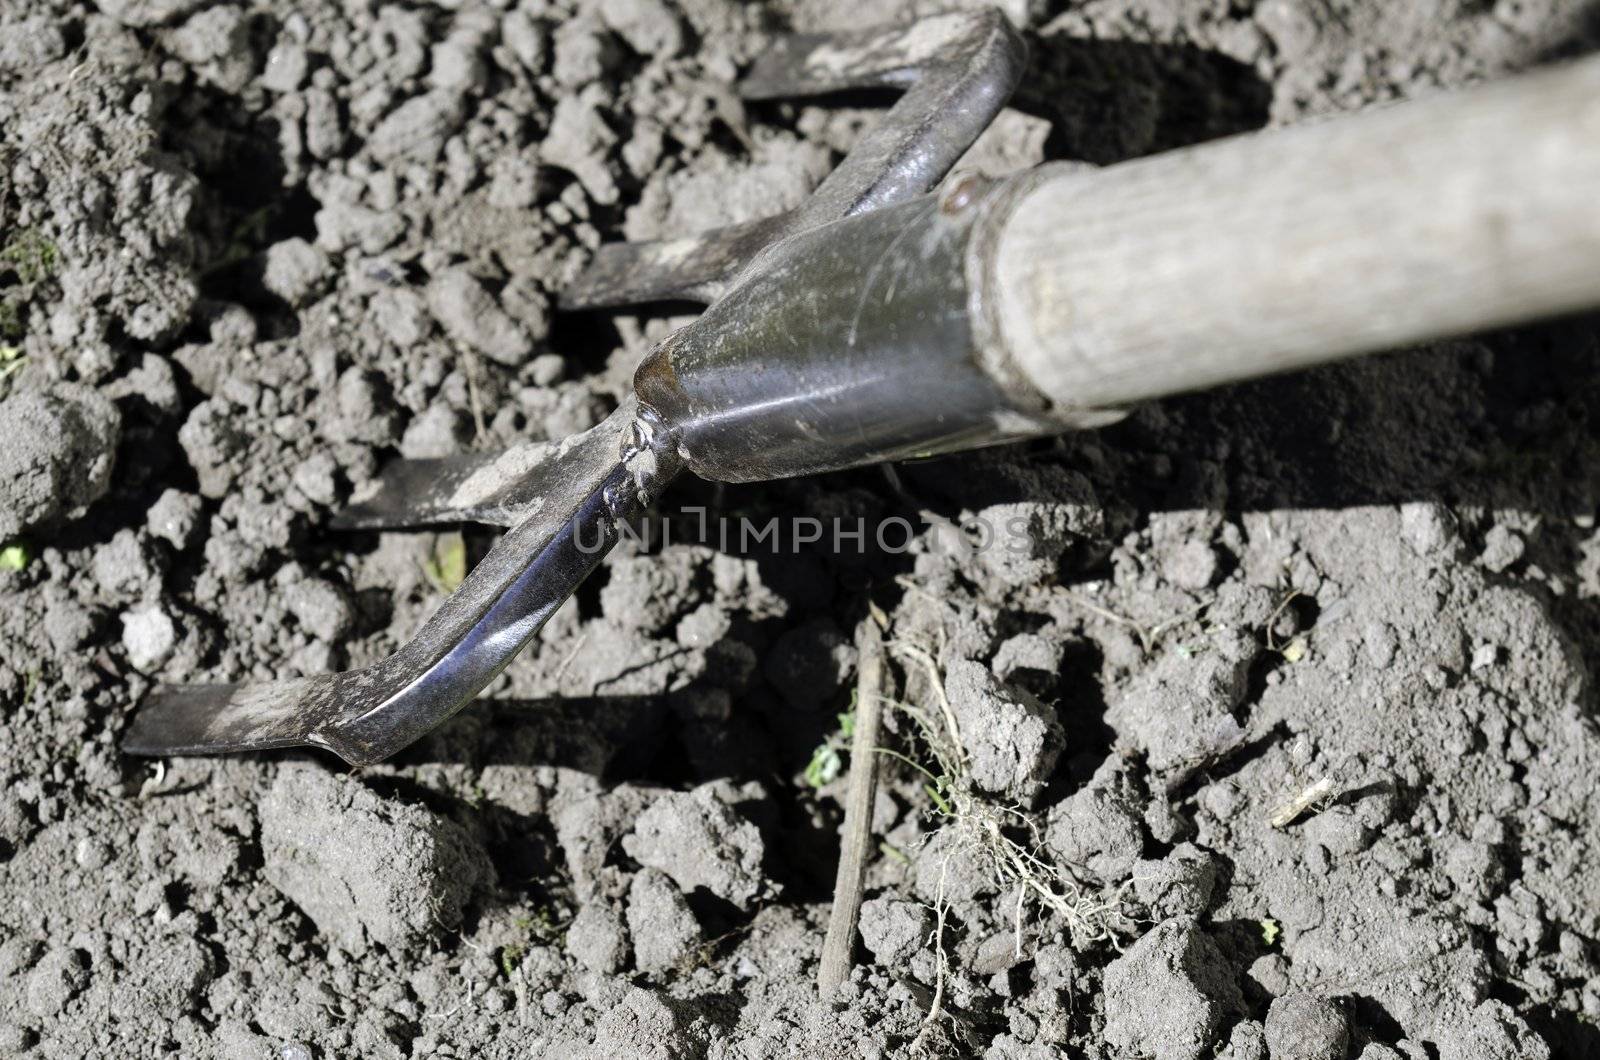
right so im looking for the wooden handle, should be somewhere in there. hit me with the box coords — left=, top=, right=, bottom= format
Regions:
left=986, top=56, right=1600, bottom=412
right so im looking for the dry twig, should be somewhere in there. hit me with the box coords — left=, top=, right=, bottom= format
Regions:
left=818, top=612, right=891, bottom=996
left=1269, top=775, right=1336, bottom=828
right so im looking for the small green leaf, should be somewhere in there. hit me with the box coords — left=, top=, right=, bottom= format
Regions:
left=1260, top=918, right=1281, bottom=947
left=500, top=942, right=526, bottom=978
left=804, top=743, right=842, bottom=788
left=0, top=343, right=21, bottom=390
left=878, top=841, right=909, bottom=865
left=423, top=531, right=468, bottom=593
left=837, top=709, right=856, bottom=740
left=0, top=541, right=31, bottom=572
left=924, top=780, right=952, bottom=815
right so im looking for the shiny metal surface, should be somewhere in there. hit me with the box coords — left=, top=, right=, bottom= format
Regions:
left=636, top=183, right=1075, bottom=482
left=124, top=406, right=681, bottom=766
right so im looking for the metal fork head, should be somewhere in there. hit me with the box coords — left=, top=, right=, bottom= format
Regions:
left=122, top=11, right=1030, bottom=767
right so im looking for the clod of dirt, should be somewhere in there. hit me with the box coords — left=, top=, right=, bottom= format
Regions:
left=260, top=238, right=331, bottom=308
left=0, top=798, right=37, bottom=853
left=1479, top=524, right=1525, bottom=573
left=1043, top=783, right=1145, bottom=884
left=1263, top=993, right=1351, bottom=1060
left=426, top=267, right=538, bottom=367
left=0, top=384, right=120, bottom=538
left=368, top=90, right=467, bottom=165
left=0, top=17, right=67, bottom=73
left=97, top=0, right=207, bottom=28
left=1101, top=918, right=1243, bottom=1060
left=120, top=603, right=178, bottom=672
left=625, top=135, right=834, bottom=239
left=913, top=822, right=999, bottom=907
left=92, top=528, right=162, bottom=601
left=580, top=986, right=709, bottom=1060
left=125, top=935, right=217, bottom=1015
left=260, top=764, right=492, bottom=954
left=282, top=576, right=355, bottom=643
left=1161, top=539, right=1223, bottom=590
left=177, top=398, right=251, bottom=499
left=332, top=367, right=403, bottom=447
left=399, top=403, right=472, bottom=460
left=1106, top=629, right=1258, bottom=778
left=625, top=868, right=701, bottom=973
left=169, top=7, right=254, bottom=92
left=23, top=946, right=88, bottom=1019
left=945, top=659, right=1064, bottom=807
left=601, top=550, right=703, bottom=635
left=972, top=494, right=1100, bottom=589
left=763, top=617, right=856, bottom=711
left=44, top=597, right=99, bottom=654
left=145, top=489, right=202, bottom=550
left=1433, top=1000, right=1552, bottom=1060
left=622, top=782, right=772, bottom=910
left=1216, top=1020, right=1268, bottom=1060
left=1399, top=500, right=1458, bottom=557
left=598, top=0, right=685, bottom=56
left=992, top=631, right=1065, bottom=696
left=542, top=88, right=621, bottom=205
left=567, top=901, right=630, bottom=975
left=858, top=896, right=931, bottom=966
left=1132, top=842, right=1218, bottom=919
left=556, top=786, right=662, bottom=902
left=552, top=18, right=620, bottom=89
left=5, top=58, right=200, bottom=348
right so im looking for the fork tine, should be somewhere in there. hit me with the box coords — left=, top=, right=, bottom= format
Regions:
left=559, top=214, right=788, bottom=310
left=125, top=404, right=679, bottom=767
left=562, top=12, right=1025, bottom=317
left=332, top=444, right=558, bottom=530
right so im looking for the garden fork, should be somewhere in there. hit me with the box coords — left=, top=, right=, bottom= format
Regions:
left=125, top=12, right=1600, bottom=766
